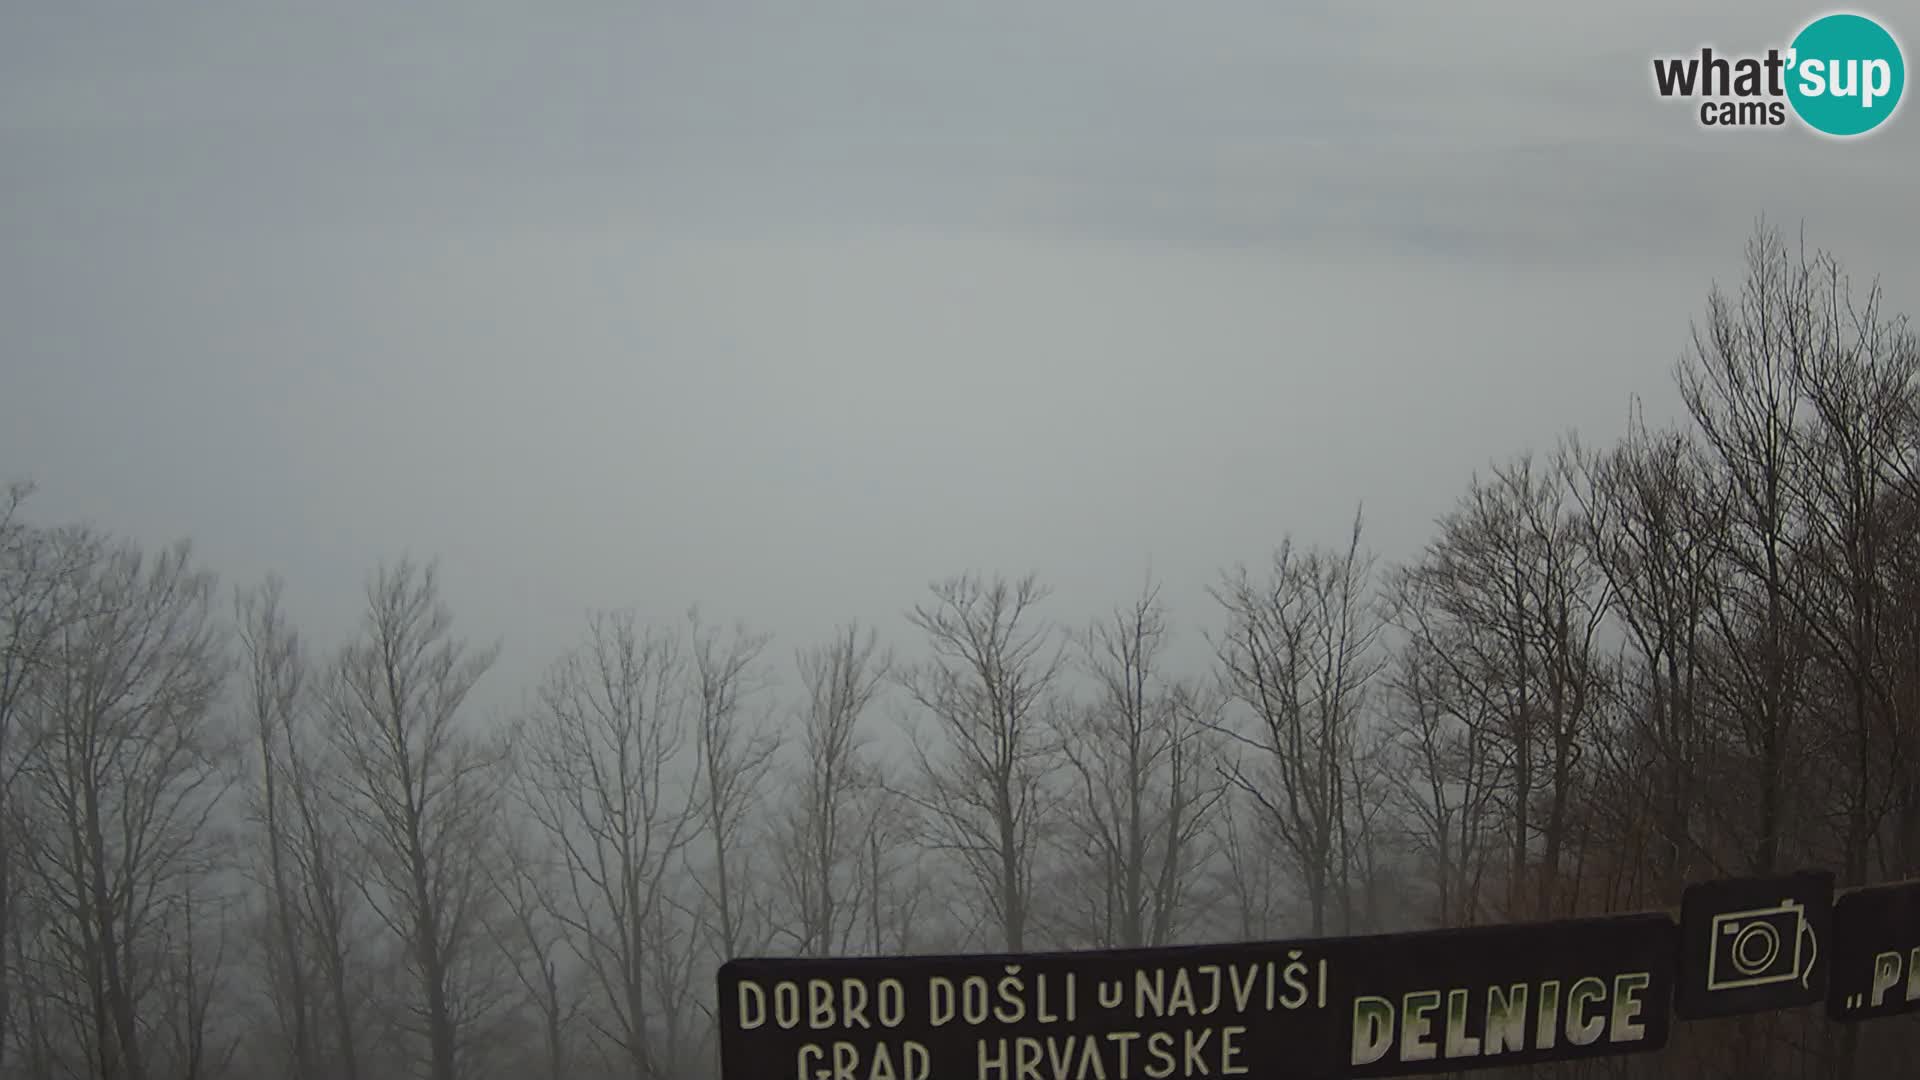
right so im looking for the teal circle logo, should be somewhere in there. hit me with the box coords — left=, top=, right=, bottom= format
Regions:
left=1786, top=13, right=1905, bottom=136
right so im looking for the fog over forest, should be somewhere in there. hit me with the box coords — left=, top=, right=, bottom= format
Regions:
left=5, top=4, right=1920, bottom=1080
left=5, top=225, right=1920, bottom=1079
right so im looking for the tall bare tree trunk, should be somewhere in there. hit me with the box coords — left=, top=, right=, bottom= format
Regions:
left=903, top=574, right=1064, bottom=953
left=325, top=559, right=503, bottom=1080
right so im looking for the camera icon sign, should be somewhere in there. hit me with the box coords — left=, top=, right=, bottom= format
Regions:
left=1676, top=869, right=1834, bottom=1019
left=1706, top=900, right=1819, bottom=992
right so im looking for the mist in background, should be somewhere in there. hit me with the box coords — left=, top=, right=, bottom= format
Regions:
left=5, top=1, right=1915, bottom=697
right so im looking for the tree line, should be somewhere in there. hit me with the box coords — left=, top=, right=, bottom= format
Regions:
left=1, top=222, right=1916, bottom=1080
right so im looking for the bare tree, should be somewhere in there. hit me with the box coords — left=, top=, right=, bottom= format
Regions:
left=1571, top=413, right=1726, bottom=902
left=0, top=481, right=68, bottom=1075
left=860, top=781, right=936, bottom=956
left=1783, top=251, right=1919, bottom=883
left=1211, top=511, right=1385, bottom=935
left=900, top=573, right=1063, bottom=953
left=515, top=610, right=700, bottom=1080
left=322, top=558, right=505, bottom=1080
left=278, top=676, right=368, bottom=1080
left=1057, top=579, right=1225, bottom=948
left=685, top=611, right=777, bottom=965
left=482, top=821, right=582, bottom=1080
left=151, top=883, right=241, bottom=1080
left=1398, top=455, right=1609, bottom=919
left=1677, top=222, right=1818, bottom=877
left=1379, top=602, right=1503, bottom=928
left=234, top=576, right=320, bottom=1080
left=1879, top=344, right=1920, bottom=885
left=1204, top=792, right=1290, bottom=941
left=14, top=531, right=233, bottom=1080
left=1338, top=722, right=1397, bottom=933
left=647, top=884, right=714, bottom=1078
left=231, top=582, right=373, bottom=1080
left=778, top=622, right=890, bottom=956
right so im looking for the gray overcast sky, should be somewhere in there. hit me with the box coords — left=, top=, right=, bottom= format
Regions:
left=2, top=1, right=1916, bottom=702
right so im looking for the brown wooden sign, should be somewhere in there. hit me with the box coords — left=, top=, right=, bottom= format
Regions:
left=1827, top=879, right=1920, bottom=1022
left=717, top=913, right=1676, bottom=1080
